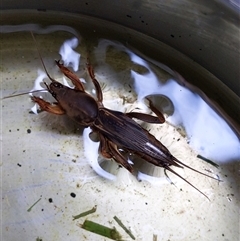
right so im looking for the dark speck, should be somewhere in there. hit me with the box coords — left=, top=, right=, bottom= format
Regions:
left=41, top=209, right=44, bottom=211
left=9, top=130, right=11, bottom=132
left=70, top=192, right=76, bottom=198
left=177, top=138, right=180, bottom=141
left=17, top=163, right=22, bottom=167
left=126, top=14, right=132, bottom=18
left=48, top=198, right=53, bottom=203
left=17, top=129, right=19, bottom=131
left=27, top=129, right=31, bottom=134
left=145, top=202, right=148, bottom=205
left=199, top=48, right=202, bottom=51
left=171, top=34, right=175, bottom=38
left=57, top=154, right=60, bottom=157
left=85, top=2, right=88, bottom=5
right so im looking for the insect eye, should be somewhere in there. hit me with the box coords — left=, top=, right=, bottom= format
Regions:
left=52, top=82, right=63, bottom=88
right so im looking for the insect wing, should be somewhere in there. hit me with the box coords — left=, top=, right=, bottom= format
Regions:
left=95, top=108, right=172, bottom=163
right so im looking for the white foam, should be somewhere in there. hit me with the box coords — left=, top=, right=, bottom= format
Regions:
left=62, top=77, right=73, bottom=88
left=29, top=69, right=47, bottom=95
left=29, top=69, right=48, bottom=114
left=30, top=104, right=39, bottom=115
left=83, top=127, right=116, bottom=180
left=59, top=37, right=80, bottom=72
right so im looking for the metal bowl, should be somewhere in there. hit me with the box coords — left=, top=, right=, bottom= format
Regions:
left=1, top=1, right=240, bottom=241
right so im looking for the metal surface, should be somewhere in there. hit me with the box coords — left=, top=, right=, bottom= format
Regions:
left=1, top=1, right=240, bottom=241
left=1, top=0, right=240, bottom=96
left=1, top=32, right=239, bottom=240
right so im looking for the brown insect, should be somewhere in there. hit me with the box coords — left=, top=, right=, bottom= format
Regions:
left=28, top=43, right=219, bottom=200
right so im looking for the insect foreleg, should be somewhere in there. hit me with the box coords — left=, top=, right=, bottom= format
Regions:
left=32, top=96, right=65, bottom=115
left=55, top=60, right=85, bottom=91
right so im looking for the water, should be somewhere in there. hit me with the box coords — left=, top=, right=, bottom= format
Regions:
left=1, top=17, right=240, bottom=241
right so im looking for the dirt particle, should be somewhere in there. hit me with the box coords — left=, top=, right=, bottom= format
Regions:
left=70, top=192, right=76, bottom=198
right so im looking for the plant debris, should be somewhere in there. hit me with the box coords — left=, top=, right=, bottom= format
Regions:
left=197, top=155, right=219, bottom=168
left=80, top=220, right=122, bottom=240
left=27, top=198, right=41, bottom=212
left=153, top=234, right=158, bottom=241
left=113, top=215, right=135, bottom=240
left=72, top=205, right=97, bottom=220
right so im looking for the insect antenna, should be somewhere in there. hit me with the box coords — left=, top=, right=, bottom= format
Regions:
left=2, top=89, right=47, bottom=100
left=2, top=32, right=57, bottom=100
left=30, top=31, right=57, bottom=83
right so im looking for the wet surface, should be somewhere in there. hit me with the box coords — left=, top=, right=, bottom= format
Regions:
left=1, top=27, right=240, bottom=241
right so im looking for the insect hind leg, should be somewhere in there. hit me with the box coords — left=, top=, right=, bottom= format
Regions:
left=99, top=135, right=134, bottom=173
